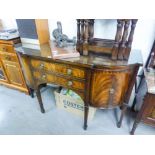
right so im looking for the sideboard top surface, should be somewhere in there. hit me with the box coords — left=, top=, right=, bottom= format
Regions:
left=15, top=43, right=143, bottom=68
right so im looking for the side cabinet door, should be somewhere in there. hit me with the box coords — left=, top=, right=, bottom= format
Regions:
left=142, top=93, right=155, bottom=125
left=3, top=61, right=25, bottom=87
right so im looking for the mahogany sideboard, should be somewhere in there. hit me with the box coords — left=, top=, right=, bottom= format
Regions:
left=15, top=43, right=143, bottom=130
left=0, top=38, right=28, bottom=93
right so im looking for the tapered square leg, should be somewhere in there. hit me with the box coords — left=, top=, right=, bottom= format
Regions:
left=130, top=110, right=142, bottom=135
left=36, top=86, right=45, bottom=113
left=117, top=105, right=127, bottom=128
left=130, top=121, right=139, bottom=135
left=84, top=106, right=89, bottom=130
left=29, top=88, right=34, bottom=98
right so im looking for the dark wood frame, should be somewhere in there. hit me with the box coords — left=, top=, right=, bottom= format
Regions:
left=131, top=40, right=155, bottom=111
left=130, top=41, right=155, bottom=134
left=76, top=19, right=138, bottom=61
left=130, top=93, right=155, bottom=135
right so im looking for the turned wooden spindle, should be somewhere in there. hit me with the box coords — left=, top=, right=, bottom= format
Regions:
left=118, top=20, right=130, bottom=60
left=77, top=19, right=81, bottom=44
left=112, top=20, right=124, bottom=60
left=124, top=19, right=138, bottom=60
left=76, top=19, right=81, bottom=52
left=80, top=19, right=85, bottom=43
left=79, top=19, right=85, bottom=54
left=83, top=20, right=89, bottom=56
left=88, top=19, right=95, bottom=41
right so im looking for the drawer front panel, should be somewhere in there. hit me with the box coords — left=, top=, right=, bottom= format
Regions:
left=55, top=76, right=85, bottom=90
left=31, top=60, right=53, bottom=71
left=0, top=53, right=18, bottom=62
left=31, top=59, right=85, bottom=79
left=0, top=44, right=14, bottom=53
left=33, top=71, right=85, bottom=91
left=33, top=71, right=55, bottom=83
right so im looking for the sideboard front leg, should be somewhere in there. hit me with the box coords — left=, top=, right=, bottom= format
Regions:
left=117, top=104, right=127, bottom=128
left=84, top=105, right=89, bottom=130
left=36, top=85, right=45, bottom=113
left=29, top=88, right=34, bottom=98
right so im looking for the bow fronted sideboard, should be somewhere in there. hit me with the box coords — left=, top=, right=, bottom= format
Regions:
left=15, top=43, right=143, bottom=130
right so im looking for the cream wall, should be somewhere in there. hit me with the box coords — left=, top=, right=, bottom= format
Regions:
left=1, top=19, right=155, bottom=64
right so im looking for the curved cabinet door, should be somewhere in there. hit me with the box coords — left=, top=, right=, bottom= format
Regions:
left=90, top=66, right=132, bottom=108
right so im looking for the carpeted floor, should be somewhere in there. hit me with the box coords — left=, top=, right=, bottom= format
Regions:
left=0, top=85, right=154, bottom=135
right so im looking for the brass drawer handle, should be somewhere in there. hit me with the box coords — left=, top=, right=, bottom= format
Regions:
left=39, top=63, right=44, bottom=69
left=67, top=81, right=72, bottom=86
left=109, top=88, right=114, bottom=94
left=67, top=68, right=72, bottom=75
left=42, top=75, right=46, bottom=79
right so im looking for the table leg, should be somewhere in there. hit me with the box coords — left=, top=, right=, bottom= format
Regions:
left=130, top=94, right=146, bottom=135
left=130, top=120, right=139, bottom=135
left=131, top=80, right=138, bottom=111
left=36, top=86, right=45, bottom=113
left=132, top=71, right=145, bottom=111
left=117, top=104, right=127, bottom=128
left=84, top=106, right=89, bottom=130
left=29, top=88, right=34, bottom=98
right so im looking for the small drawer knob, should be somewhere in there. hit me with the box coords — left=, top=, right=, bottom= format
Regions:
left=67, top=69, right=72, bottom=75
left=109, top=88, right=114, bottom=94
left=42, top=75, right=46, bottom=79
left=40, top=63, right=44, bottom=69
left=67, top=81, right=72, bottom=86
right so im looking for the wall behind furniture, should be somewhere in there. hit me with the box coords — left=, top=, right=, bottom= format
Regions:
left=1, top=19, right=155, bottom=64
left=0, top=19, right=3, bottom=30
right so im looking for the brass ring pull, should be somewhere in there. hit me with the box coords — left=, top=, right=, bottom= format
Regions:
left=67, top=68, right=72, bottom=75
left=67, top=81, right=72, bottom=86
left=40, top=63, right=44, bottom=69
left=42, top=75, right=46, bottom=79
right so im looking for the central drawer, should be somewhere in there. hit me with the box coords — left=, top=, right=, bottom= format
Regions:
left=33, top=71, right=85, bottom=91
left=30, top=59, right=85, bottom=79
